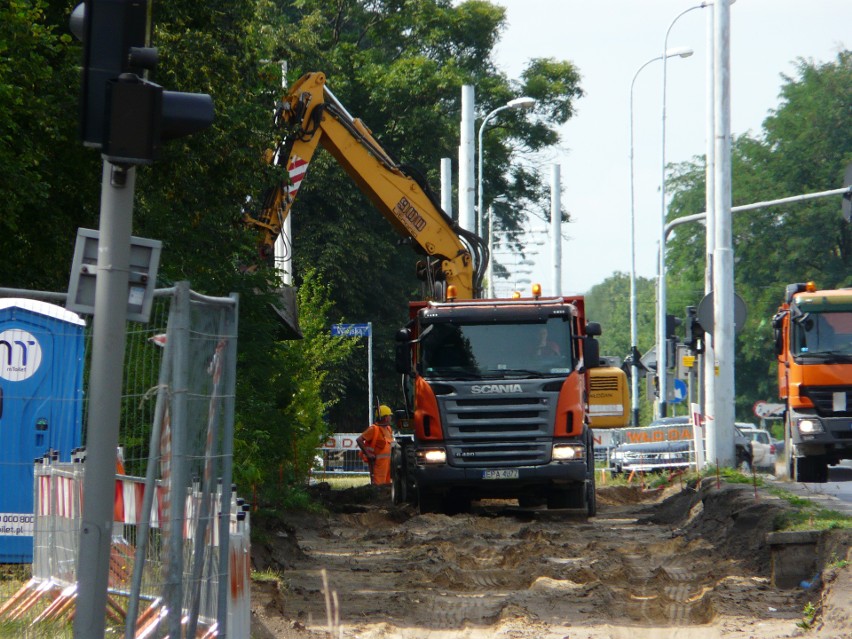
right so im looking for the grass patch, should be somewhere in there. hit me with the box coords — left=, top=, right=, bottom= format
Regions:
left=313, top=474, right=371, bottom=490
left=253, top=568, right=285, bottom=584
left=767, top=487, right=852, bottom=531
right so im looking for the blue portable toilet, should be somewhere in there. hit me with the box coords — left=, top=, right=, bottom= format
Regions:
left=0, top=298, right=85, bottom=563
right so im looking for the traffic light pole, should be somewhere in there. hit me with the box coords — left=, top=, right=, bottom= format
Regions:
left=73, top=160, right=135, bottom=639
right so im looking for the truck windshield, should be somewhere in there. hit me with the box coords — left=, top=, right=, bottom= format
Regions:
left=792, top=310, right=852, bottom=355
left=418, top=318, right=573, bottom=379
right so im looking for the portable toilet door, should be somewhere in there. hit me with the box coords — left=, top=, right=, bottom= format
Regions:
left=0, top=298, right=85, bottom=563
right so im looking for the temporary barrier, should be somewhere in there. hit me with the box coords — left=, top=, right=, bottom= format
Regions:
left=0, top=298, right=85, bottom=563
left=0, top=457, right=251, bottom=637
left=313, top=433, right=370, bottom=476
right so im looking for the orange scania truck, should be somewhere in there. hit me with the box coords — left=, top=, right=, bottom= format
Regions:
left=773, top=282, right=852, bottom=482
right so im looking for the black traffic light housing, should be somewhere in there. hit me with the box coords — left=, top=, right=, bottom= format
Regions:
left=665, top=314, right=681, bottom=339
left=684, top=305, right=705, bottom=354
left=71, top=0, right=214, bottom=164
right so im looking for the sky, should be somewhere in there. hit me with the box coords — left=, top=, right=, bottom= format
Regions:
left=484, top=0, right=851, bottom=296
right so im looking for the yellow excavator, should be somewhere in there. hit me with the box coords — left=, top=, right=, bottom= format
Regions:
left=244, top=71, right=487, bottom=301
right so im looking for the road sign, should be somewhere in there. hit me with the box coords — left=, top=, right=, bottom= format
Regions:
left=671, top=379, right=687, bottom=404
left=753, top=400, right=785, bottom=419
left=331, top=323, right=371, bottom=338
left=696, top=291, right=747, bottom=335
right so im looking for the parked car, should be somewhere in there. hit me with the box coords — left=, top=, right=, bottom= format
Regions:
left=735, top=423, right=776, bottom=471
left=611, top=439, right=692, bottom=474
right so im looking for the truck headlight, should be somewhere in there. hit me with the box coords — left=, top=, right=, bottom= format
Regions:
left=552, top=444, right=585, bottom=461
left=416, top=448, right=447, bottom=464
left=797, top=418, right=824, bottom=435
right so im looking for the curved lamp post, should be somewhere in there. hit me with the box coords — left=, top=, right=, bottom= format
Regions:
left=476, top=96, right=536, bottom=242
left=628, top=47, right=693, bottom=426
left=657, top=1, right=713, bottom=418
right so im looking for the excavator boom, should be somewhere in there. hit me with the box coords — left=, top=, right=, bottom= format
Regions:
left=246, top=72, right=486, bottom=299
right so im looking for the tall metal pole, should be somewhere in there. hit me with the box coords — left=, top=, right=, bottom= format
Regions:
left=713, top=0, right=736, bottom=466
left=477, top=106, right=507, bottom=240
left=368, top=321, right=373, bottom=425
left=74, top=161, right=135, bottom=639
left=441, top=157, right=453, bottom=219
left=630, top=53, right=666, bottom=426
left=703, top=6, right=718, bottom=461
left=550, top=164, right=562, bottom=296
left=459, top=85, right=475, bottom=233
left=487, top=205, right=494, bottom=297
left=658, top=2, right=708, bottom=419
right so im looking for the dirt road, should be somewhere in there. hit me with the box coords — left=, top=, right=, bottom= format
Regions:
left=250, top=480, right=851, bottom=639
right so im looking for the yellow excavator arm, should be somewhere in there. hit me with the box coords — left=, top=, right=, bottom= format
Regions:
left=245, top=72, right=487, bottom=300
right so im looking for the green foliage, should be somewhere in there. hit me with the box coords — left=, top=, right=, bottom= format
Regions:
left=0, top=0, right=99, bottom=289
left=233, top=270, right=358, bottom=500
left=797, top=601, right=817, bottom=630
left=586, top=272, right=656, bottom=424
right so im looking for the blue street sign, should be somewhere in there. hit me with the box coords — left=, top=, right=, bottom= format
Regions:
left=671, top=378, right=687, bottom=404
left=331, top=323, right=371, bottom=338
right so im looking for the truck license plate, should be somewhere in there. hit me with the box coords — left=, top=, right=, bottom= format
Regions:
left=482, top=469, right=519, bottom=480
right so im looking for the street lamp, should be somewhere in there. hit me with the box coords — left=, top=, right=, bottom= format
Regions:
left=658, top=1, right=712, bottom=418
left=476, top=96, right=536, bottom=241
left=629, top=47, right=693, bottom=426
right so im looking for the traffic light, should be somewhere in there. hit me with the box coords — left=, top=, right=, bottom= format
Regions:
left=665, top=314, right=681, bottom=339
left=71, top=0, right=214, bottom=164
left=684, top=305, right=705, bottom=354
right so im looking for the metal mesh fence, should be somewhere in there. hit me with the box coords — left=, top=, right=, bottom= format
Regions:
left=0, top=283, right=245, bottom=638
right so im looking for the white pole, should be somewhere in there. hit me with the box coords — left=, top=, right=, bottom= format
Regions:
left=276, top=62, right=292, bottom=287
left=487, top=206, right=494, bottom=297
left=550, top=165, right=562, bottom=296
left=459, top=85, right=475, bottom=233
left=703, top=6, right=718, bottom=463
left=712, top=0, right=736, bottom=466
left=440, top=157, right=453, bottom=219
left=658, top=3, right=706, bottom=419
left=368, top=322, right=373, bottom=425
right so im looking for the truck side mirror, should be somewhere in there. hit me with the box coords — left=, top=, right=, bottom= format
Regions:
left=585, top=322, right=602, bottom=337
left=395, top=327, right=412, bottom=374
left=583, top=337, right=601, bottom=369
left=771, top=312, right=784, bottom=356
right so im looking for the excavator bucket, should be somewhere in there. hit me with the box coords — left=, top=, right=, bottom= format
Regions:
left=270, top=286, right=302, bottom=339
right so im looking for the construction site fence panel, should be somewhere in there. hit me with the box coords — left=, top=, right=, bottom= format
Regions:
left=0, top=282, right=247, bottom=639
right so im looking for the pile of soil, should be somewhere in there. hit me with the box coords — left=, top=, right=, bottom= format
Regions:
left=249, top=479, right=851, bottom=639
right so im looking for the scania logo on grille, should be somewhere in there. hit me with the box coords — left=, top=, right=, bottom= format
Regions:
left=470, top=383, right=523, bottom=394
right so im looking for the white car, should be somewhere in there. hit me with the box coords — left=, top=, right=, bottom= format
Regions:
left=735, top=424, right=777, bottom=471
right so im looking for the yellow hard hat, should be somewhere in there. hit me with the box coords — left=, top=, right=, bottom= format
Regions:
left=378, top=405, right=393, bottom=418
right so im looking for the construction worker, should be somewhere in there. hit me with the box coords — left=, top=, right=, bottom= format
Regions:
left=357, top=405, right=394, bottom=486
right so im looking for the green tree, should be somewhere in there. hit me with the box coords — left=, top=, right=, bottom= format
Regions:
left=0, top=0, right=99, bottom=289
left=586, top=272, right=656, bottom=424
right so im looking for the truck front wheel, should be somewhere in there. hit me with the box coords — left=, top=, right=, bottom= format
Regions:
left=794, top=454, right=829, bottom=483
left=391, top=448, right=407, bottom=505
left=418, top=488, right=443, bottom=514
